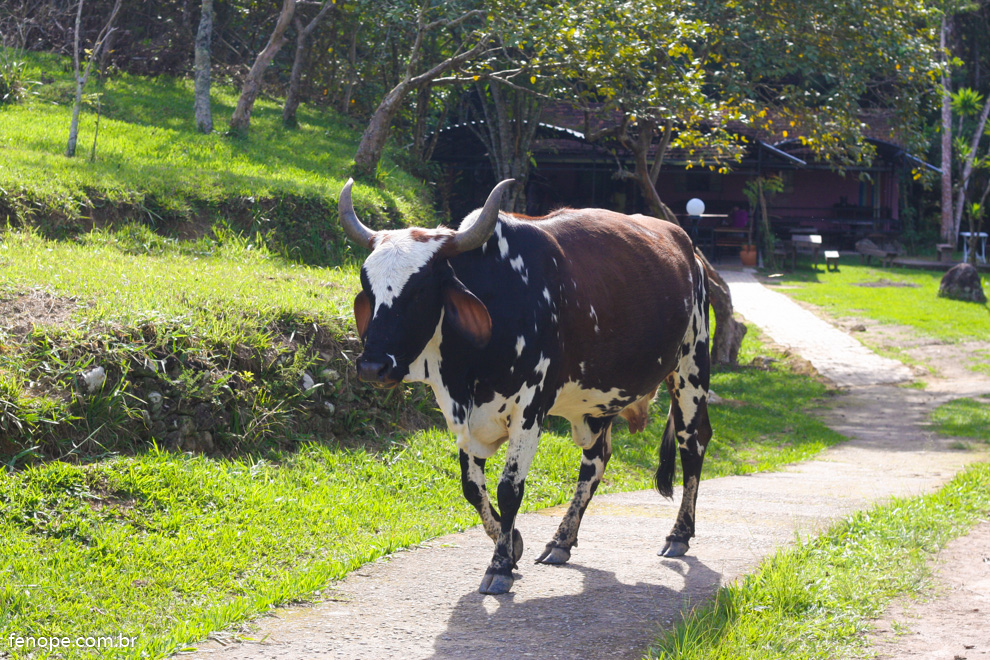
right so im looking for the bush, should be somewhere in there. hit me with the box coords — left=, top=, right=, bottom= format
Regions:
left=0, top=47, right=26, bottom=105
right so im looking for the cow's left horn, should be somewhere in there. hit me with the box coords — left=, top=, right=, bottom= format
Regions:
left=450, top=179, right=515, bottom=254
left=337, top=178, right=376, bottom=248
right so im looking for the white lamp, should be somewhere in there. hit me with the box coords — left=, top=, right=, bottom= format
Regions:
left=686, top=198, right=705, bottom=216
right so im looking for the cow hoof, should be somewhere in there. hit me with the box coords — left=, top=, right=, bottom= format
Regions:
left=479, top=572, right=514, bottom=595
left=512, top=528, right=524, bottom=565
left=658, top=540, right=689, bottom=557
left=535, top=543, right=571, bottom=565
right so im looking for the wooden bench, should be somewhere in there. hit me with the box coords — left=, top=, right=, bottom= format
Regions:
left=824, top=250, right=840, bottom=271
left=792, top=234, right=823, bottom=270
left=936, top=243, right=954, bottom=263
left=855, top=238, right=898, bottom=267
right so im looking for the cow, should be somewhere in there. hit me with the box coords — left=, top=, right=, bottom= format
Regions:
left=337, top=178, right=712, bottom=595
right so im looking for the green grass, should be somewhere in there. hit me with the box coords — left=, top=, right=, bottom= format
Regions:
left=930, top=396, right=990, bottom=443
left=763, top=259, right=989, bottom=342
left=646, top=460, right=990, bottom=660
left=0, top=285, right=845, bottom=659
left=0, top=52, right=433, bottom=259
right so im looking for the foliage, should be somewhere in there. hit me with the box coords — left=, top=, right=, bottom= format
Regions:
left=647, top=461, right=990, bottom=660
left=0, top=46, right=27, bottom=105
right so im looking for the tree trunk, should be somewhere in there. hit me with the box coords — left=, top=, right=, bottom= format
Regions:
left=697, top=250, right=747, bottom=365
left=340, top=28, right=358, bottom=114
left=467, top=80, right=542, bottom=212
left=353, top=82, right=412, bottom=176
left=940, top=15, right=954, bottom=243
left=229, top=0, right=296, bottom=134
left=193, top=0, right=214, bottom=134
left=282, top=17, right=308, bottom=128
left=951, top=90, right=990, bottom=243
left=66, top=0, right=85, bottom=157
left=283, top=1, right=333, bottom=128
left=66, top=0, right=121, bottom=157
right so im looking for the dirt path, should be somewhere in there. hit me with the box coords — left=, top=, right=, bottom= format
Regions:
left=182, top=273, right=990, bottom=660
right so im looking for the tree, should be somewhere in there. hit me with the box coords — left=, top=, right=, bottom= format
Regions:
left=950, top=87, right=990, bottom=263
left=461, top=79, right=544, bottom=212
left=193, top=0, right=214, bottom=133
left=351, top=2, right=491, bottom=178
left=65, top=0, right=122, bottom=158
left=522, top=0, right=939, bottom=363
left=282, top=0, right=335, bottom=128
left=941, top=14, right=955, bottom=243
left=229, top=0, right=297, bottom=134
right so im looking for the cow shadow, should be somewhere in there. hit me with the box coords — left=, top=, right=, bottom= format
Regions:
left=426, top=556, right=724, bottom=660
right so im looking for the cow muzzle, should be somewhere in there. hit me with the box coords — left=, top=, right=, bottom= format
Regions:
left=356, top=357, right=400, bottom=389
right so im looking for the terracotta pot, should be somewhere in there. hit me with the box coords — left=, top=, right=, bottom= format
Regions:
left=739, top=244, right=758, bottom=266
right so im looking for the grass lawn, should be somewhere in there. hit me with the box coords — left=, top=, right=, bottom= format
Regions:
left=0, top=224, right=845, bottom=658
left=762, top=258, right=988, bottom=343
left=930, top=395, right=990, bottom=444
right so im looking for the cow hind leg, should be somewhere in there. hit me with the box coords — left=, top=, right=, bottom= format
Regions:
left=478, top=428, right=540, bottom=595
left=657, top=305, right=712, bottom=558
left=536, top=416, right=614, bottom=565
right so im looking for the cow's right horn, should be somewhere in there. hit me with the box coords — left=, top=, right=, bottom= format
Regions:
left=337, top=178, right=376, bottom=248
left=450, top=179, right=515, bottom=254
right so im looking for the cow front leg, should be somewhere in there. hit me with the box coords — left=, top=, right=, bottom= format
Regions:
left=478, top=428, right=539, bottom=595
left=459, top=450, right=504, bottom=543
left=536, top=417, right=613, bottom=565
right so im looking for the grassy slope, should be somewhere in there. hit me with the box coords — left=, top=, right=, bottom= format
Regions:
left=765, top=259, right=988, bottom=342
left=0, top=52, right=432, bottom=238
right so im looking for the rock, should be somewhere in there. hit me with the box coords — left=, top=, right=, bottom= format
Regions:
left=301, top=372, right=316, bottom=391
left=78, top=366, right=106, bottom=394
left=198, top=431, right=214, bottom=453
left=938, top=263, right=987, bottom=303
left=147, top=391, right=164, bottom=417
left=320, top=368, right=342, bottom=382
left=850, top=323, right=867, bottom=333
left=323, top=401, right=336, bottom=416
left=176, top=416, right=198, bottom=451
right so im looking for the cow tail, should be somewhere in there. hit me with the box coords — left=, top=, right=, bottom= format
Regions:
left=654, top=415, right=677, bottom=499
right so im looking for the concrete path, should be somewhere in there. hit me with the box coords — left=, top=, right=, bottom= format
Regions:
left=720, top=270, right=914, bottom=387
left=182, top=271, right=986, bottom=660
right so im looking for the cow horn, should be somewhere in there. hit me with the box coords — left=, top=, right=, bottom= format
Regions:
left=337, top=178, right=376, bottom=248
left=450, top=179, right=515, bottom=254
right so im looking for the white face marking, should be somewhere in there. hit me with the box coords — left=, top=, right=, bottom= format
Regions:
left=363, top=230, right=447, bottom=315
left=515, top=335, right=526, bottom=357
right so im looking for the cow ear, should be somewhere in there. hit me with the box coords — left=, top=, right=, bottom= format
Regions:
left=354, top=291, right=371, bottom=340
left=442, top=280, right=492, bottom=349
